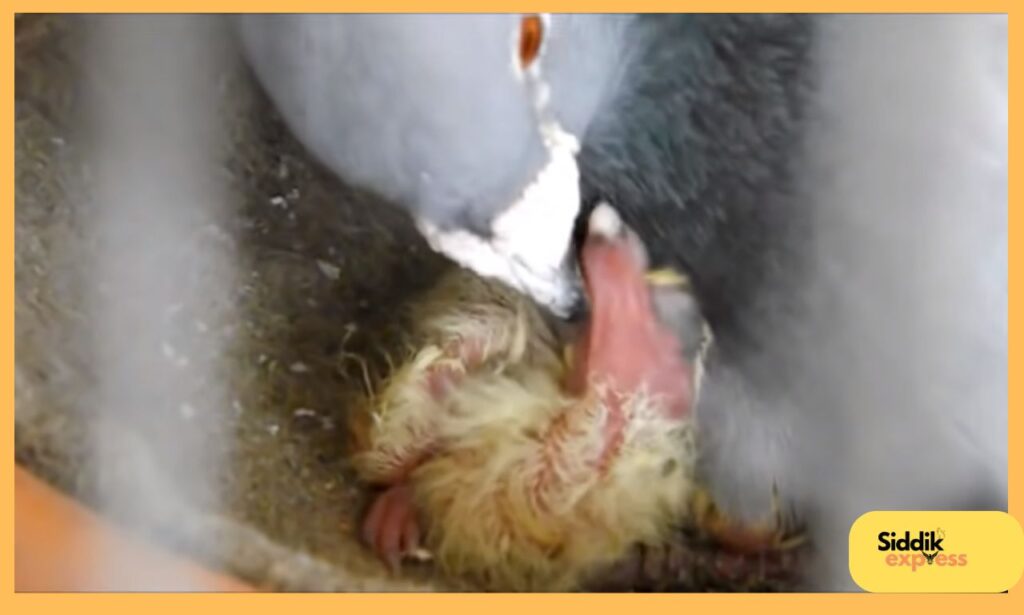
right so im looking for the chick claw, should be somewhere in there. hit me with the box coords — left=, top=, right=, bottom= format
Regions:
left=362, top=483, right=422, bottom=573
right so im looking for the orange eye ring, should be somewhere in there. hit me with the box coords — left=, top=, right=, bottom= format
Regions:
left=519, top=15, right=544, bottom=69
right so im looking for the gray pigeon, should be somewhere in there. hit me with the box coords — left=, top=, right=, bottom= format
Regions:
left=237, top=14, right=1007, bottom=591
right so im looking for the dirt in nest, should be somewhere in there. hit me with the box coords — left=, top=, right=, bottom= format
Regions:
left=13, top=14, right=807, bottom=592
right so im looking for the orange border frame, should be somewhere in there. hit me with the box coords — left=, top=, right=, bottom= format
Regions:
left=3, top=3, right=1018, bottom=612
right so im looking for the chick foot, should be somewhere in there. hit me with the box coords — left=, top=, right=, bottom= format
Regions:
left=362, top=483, right=422, bottom=572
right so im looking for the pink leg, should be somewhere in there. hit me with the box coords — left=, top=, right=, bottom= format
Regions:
left=362, top=483, right=421, bottom=572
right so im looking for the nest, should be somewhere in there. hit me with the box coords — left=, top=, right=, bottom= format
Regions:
left=14, top=14, right=806, bottom=592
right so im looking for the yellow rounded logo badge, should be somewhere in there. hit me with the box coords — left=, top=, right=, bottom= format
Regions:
left=849, top=511, right=1024, bottom=593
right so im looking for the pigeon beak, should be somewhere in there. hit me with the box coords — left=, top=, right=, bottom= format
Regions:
left=415, top=121, right=583, bottom=318
left=415, top=215, right=582, bottom=318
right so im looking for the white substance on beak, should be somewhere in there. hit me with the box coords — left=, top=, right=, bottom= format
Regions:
left=416, top=126, right=580, bottom=315
left=416, top=15, right=582, bottom=316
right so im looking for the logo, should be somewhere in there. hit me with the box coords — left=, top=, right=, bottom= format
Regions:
left=849, top=511, right=1024, bottom=592
left=876, top=527, right=967, bottom=571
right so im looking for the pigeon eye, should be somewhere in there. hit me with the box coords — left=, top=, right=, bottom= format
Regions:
left=518, top=15, right=544, bottom=69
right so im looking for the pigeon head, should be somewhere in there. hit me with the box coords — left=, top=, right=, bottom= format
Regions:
left=239, top=14, right=628, bottom=316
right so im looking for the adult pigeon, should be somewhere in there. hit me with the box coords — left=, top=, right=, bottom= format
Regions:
left=237, top=14, right=1008, bottom=591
